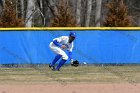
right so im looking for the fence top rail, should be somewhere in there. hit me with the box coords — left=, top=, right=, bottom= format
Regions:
left=0, top=27, right=140, bottom=31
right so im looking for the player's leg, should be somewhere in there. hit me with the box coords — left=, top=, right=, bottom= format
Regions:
left=55, top=59, right=67, bottom=71
left=55, top=51, right=68, bottom=71
left=49, top=44, right=68, bottom=71
left=50, top=54, right=61, bottom=67
left=49, top=45, right=62, bottom=69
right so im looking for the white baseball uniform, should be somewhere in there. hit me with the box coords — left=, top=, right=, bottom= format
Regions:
left=49, top=36, right=74, bottom=60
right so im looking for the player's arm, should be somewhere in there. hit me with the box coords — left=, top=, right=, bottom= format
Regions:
left=68, top=43, right=74, bottom=63
left=53, top=36, right=66, bottom=49
left=53, top=40, right=62, bottom=47
left=68, top=51, right=73, bottom=60
left=68, top=51, right=74, bottom=64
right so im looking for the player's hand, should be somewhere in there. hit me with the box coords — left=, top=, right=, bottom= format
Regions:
left=70, top=59, right=74, bottom=64
left=61, top=45, right=66, bottom=49
left=71, top=60, right=79, bottom=67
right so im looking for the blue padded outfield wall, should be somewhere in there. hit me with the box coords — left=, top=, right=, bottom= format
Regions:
left=0, top=30, right=140, bottom=64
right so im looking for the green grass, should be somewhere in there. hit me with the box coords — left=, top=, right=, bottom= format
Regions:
left=0, top=65, right=140, bottom=84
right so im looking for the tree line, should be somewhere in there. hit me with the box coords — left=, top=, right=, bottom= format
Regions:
left=0, top=0, right=140, bottom=27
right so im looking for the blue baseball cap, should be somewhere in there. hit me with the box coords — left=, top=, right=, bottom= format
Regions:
left=69, top=32, right=76, bottom=38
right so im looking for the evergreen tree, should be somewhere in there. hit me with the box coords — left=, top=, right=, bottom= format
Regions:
left=0, top=0, right=24, bottom=27
left=50, top=0, right=77, bottom=27
left=104, top=0, right=133, bottom=27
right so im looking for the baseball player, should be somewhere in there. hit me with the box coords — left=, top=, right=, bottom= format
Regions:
left=49, top=32, right=76, bottom=71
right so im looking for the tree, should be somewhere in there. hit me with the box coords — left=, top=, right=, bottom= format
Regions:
left=0, top=0, right=3, bottom=7
left=0, top=0, right=3, bottom=14
left=95, top=0, right=102, bottom=27
left=45, top=0, right=58, bottom=17
left=104, top=0, right=133, bottom=27
left=50, top=0, right=77, bottom=27
left=0, top=0, right=24, bottom=27
left=20, top=0, right=24, bottom=19
left=76, top=0, right=81, bottom=26
left=85, top=0, right=92, bottom=27
left=25, top=0, right=35, bottom=27
left=0, top=0, right=138, bottom=27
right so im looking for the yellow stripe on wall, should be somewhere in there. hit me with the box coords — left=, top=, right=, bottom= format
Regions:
left=0, top=27, right=140, bottom=31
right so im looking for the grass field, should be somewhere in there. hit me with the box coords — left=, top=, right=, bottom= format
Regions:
left=0, top=65, right=140, bottom=84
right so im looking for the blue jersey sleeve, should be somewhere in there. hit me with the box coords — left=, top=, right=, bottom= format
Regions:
left=53, top=40, right=62, bottom=47
left=68, top=51, right=73, bottom=60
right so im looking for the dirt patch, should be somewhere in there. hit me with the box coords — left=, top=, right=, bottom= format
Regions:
left=0, top=83, right=140, bottom=93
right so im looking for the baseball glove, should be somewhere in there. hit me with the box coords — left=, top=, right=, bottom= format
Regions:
left=71, top=60, right=79, bottom=67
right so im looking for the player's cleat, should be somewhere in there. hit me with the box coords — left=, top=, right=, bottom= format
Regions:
left=55, top=68, right=60, bottom=71
left=49, top=64, right=55, bottom=70
left=52, top=69, right=60, bottom=71
left=52, top=68, right=60, bottom=71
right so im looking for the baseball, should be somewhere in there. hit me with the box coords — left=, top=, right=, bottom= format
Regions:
left=83, top=62, right=87, bottom=65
